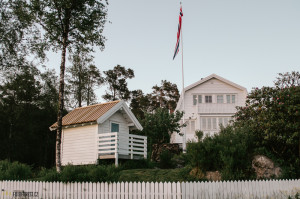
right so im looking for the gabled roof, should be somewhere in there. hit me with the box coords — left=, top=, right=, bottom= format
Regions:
left=50, top=100, right=142, bottom=131
left=185, top=73, right=247, bottom=92
left=175, top=74, right=247, bottom=111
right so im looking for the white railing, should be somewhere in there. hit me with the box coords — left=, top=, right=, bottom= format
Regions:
left=0, top=179, right=299, bottom=199
left=98, top=132, right=147, bottom=165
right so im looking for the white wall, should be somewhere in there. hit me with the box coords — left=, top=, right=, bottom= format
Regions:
left=98, top=111, right=129, bottom=135
left=171, top=78, right=247, bottom=144
left=61, top=124, right=98, bottom=165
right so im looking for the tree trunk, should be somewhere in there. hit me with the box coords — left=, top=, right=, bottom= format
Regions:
left=56, top=36, right=68, bottom=173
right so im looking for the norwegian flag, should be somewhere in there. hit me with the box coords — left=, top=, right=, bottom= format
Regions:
left=173, top=5, right=183, bottom=60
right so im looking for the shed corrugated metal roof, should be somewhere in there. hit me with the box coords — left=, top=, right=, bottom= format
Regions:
left=50, top=100, right=120, bottom=129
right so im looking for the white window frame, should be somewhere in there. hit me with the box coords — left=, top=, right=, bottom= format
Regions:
left=205, top=95, right=212, bottom=103
left=217, top=95, right=224, bottom=103
left=110, top=121, right=120, bottom=133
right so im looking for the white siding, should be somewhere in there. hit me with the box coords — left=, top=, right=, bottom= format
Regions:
left=61, top=124, right=98, bottom=165
left=98, top=111, right=129, bottom=135
left=172, top=77, right=247, bottom=144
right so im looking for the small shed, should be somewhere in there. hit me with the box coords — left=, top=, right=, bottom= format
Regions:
left=50, top=100, right=146, bottom=166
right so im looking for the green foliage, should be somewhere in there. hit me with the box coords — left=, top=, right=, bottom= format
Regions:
left=130, top=80, right=180, bottom=120
left=233, top=71, right=300, bottom=176
left=66, top=47, right=103, bottom=108
left=0, top=66, right=57, bottom=167
left=0, top=160, right=32, bottom=180
left=118, top=168, right=196, bottom=182
left=150, top=80, right=180, bottom=112
left=138, top=108, right=185, bottom=154
left=103, top=65, right=135, bottom=101
left=140, top=108, right=184, bottom=145
left=159, top=150, right=174, bottom=169
left=36, top=165, right=120, bottom=182
left=187, top=126, right=255, bottom=180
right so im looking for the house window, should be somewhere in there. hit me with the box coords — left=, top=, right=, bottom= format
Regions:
left=226, top=95, right=230, bottom=103
left=232, top=95, right=236, bottom=103
left=217, top=95, right=223, bottom=103
left=193, top=95, right=197, bottom=105
left=205, top=95, right=212, bottom=103
left=218, top=118, right=223, bottom=127
left=111, top=123, right=119, bottom=133
left=213, top=118, right=217, bottom=129
left=202, top=118, right=206, bottom=130
left=198, top=95, right=202, bottom=103
left=207, top=118, right=212, bottom=129
left=223, top=118, right=229, bottom=127
left=190, top=120, right=195, bottom=132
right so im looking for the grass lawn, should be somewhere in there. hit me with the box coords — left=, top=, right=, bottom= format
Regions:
left=119, top=168, right=195, bottom=182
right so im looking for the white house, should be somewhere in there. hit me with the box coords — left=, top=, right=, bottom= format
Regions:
left=171, top=74, right=247, bottom=144
left=50, top=100, right=147, bottom=166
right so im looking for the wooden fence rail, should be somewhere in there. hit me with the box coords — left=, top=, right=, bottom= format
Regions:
left=0, top=179, right=299, bottom=199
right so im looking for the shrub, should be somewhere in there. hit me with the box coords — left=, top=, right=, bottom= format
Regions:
left=186, top=126, right=256, bottom=180
left=159, top=150, right=174, bottom=169
left=0, top=160, right=32, bottom=180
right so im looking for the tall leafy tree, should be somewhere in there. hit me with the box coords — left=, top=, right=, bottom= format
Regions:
left=150, top=80, right=180, bottom=112
left=25, top=0, right=108, bottom=171
left=0, top=0, right=45, bottom=69
left=103, top=65, right=135, bottom=101
left=234, top=72, right=300, bottom=162
left=130, top=89, right=151, bottom=120
left=66, top=48, right=103, bottom=108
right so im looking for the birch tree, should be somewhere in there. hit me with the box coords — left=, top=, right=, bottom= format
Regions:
left=26, top=0, right=108, bottom=172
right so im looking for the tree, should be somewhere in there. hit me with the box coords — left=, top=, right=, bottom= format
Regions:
left=234, top=72, right=300, bottom=162
left=66, top=48, right=103, bottom=108
left=130, top=90, right=151, bottom=120
left=150, top=80, right=180, bottom=112
left=26, top=0, right=108, bottom=172
left=0, top=66, right=58, bottom=167
left=138, top=108, right=185, bottom=153
left=0, top=0, right=45, bottom=69
left=103, top=65, right=134, bottom=101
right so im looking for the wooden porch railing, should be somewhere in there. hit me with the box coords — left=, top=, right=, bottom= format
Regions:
left=98, top=132, right=147, bottom=166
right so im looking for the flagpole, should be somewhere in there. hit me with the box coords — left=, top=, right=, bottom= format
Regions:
left=180, top=1, right=186, bottom=153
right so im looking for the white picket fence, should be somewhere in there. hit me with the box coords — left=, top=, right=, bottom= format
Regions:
left=1, top=179, right=299, bottom=199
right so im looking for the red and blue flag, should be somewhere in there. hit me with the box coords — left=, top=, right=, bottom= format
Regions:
left=173, top=6, right=183, bottom=60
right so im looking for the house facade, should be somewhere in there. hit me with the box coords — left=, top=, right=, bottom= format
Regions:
left=50, top=100, right=146, bottom=166
left=171, top=74, right=247, bottom=143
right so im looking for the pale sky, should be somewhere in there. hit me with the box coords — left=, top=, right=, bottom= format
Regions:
left=47, top=0, right=300, bottom=101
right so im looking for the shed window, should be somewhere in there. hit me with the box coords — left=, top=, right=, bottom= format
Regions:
left=111, top=123, right=119, bottom=133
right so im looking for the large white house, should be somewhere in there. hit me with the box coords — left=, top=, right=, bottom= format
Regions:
left=171, top=74, right=247, bottom=144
